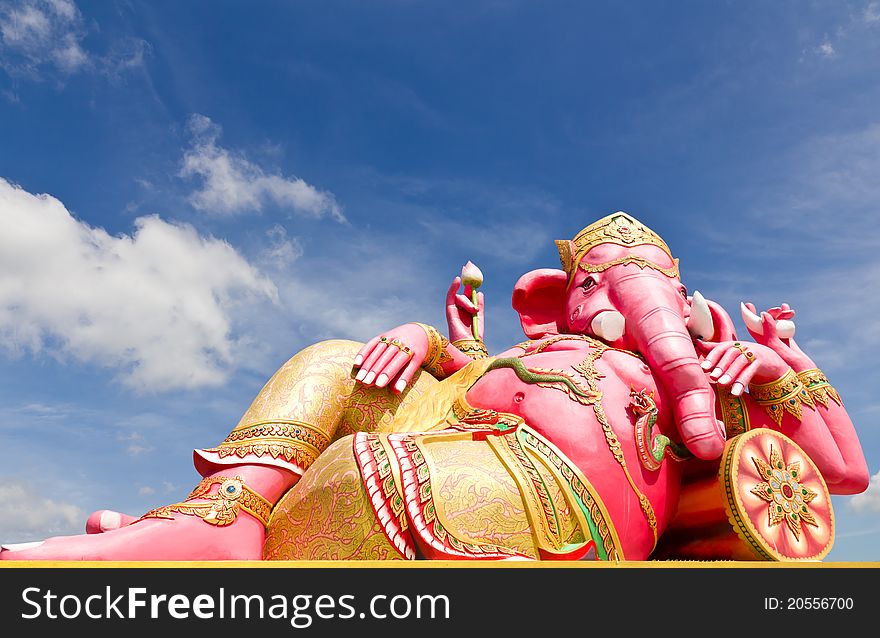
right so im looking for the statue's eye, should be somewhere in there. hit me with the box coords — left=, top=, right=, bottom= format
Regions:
left=680, top=286, right=688, bottom=299
left=581, top=277, right=596, bottom=291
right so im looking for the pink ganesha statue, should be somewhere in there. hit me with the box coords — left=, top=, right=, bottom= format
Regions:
left=0, top=212, right=869, bottom=562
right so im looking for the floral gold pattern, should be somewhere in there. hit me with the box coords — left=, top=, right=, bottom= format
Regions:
left=452, top=338, right=489, bottom=360
left=139, top=476, right=272, bottom=528
left=749, top=445, right=819, bottom=541
left=264, top=437, right=408, bottom=560
left=796, top=368, right=842, bottom=409
left=715, top=386, right=751, bottom=438
left=749, top=368, right=816, bottom=426
left=414, top=323, right=453, bottom=378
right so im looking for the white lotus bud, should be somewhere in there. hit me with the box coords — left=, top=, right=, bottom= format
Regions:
left=461, top=261, right=483, bottom=288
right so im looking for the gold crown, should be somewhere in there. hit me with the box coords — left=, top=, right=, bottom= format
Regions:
left=555, top=212, right=678, bottom=281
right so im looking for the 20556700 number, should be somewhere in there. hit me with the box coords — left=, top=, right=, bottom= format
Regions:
left=787, top=598, right=853, bottom=610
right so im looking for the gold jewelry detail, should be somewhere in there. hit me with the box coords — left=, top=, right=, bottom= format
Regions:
left=577, top=255, right=680, bottom=280
left=139, top=476, right=272, bottom=528
left=796, top=368, right=842, bottom=408
left=749, top=369, right=816, bottom=426
left=557, top=213, right=678, bottom=284
left=732, top=342, right=756, bottom=362
left=413, top=323, right=452, bottom=378
left=203, top=419, right=331, bottom=471
left=379, top=336, right=390, bottom=344
left=715, top=386, right=751, bottom=438
left=452, top=338, right=489, bottom=360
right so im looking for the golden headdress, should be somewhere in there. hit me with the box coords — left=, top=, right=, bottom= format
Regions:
left=556, top=212, right=679, bottom=284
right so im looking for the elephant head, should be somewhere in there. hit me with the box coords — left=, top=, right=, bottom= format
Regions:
left=511, top=212, right=726, bottom=459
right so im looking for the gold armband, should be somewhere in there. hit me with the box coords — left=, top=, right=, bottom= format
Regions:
left=749, top=368, right=816, bottom=426
left=138, top=476, right=273, bottom=528
left=412, top=323, right=452, bottom=378
left=796, top=368, right=842, bottom=408
left=715, top=386, right=751, bottom=438
left=452, top=337, right=489, bottom=360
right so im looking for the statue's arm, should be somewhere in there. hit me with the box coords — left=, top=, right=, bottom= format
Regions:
left=699, top=309, right=869, bottom=495
left=739, top=304, right=869, bottom=494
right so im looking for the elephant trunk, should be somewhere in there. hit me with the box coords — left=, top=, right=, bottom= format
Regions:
left=608, top=268, right=725, bottom=460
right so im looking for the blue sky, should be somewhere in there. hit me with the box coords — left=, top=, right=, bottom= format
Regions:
left=1, top=0, right=879, bottom=560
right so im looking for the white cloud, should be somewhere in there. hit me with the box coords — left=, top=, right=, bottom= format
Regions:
left=0, top=0, right=88, bottom=76
left=181, top=114, right=345, bottom=221
left=117, top=431, right=154, bottom=457
left=851, top=470, right=880, bottom=513
left=817, top=38, right=836, bottom=58
left=138, top=486, right=156, bottom=496
left=0, top=479, right=85, bottom=542
left=865, top=2, right=880, bottom=24
left=0, top=177, right=278, bottom=391
left=0, top=0, right=148, bottom=81
left=261, top=224, right=304, bottom=267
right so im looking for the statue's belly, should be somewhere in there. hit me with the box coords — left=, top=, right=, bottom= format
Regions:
left=464, top=356, right=683, bottom=560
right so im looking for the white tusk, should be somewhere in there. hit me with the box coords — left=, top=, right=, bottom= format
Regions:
left=591, top=310, right=626, bottom=342
left=686, top=290, right=715, bottom=340
left=740, top=302, right=764, bottom=335
left=741, top=302, right=796, bottom=338
left=1, top=541, right=44, bottom=552
left=776, top=320, right=796, bottom=339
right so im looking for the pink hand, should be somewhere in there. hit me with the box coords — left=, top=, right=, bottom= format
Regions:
left=445, top=276, right=484, bottom=343
left=696, top=338, right=789, bottom=395
left=353, top=323, right=430, bottom=393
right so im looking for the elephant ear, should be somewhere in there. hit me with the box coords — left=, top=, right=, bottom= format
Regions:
left=512, top=268, right=569, bottom=339
left=705, top=298, right=739, bottom=342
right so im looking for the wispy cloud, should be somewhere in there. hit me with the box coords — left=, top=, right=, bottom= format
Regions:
left=117, top=431, right=154, bottom=457
left=864, top=2, right=880, bottom=24
left=851, top=470, right=880, bottom=513
left=181, top=114, right=345, bottom=221
left=0, top=479, right=85, bottom=542
left=817, top=37, right=836, bottom=58
left=0, top=177, right=278, bottom=391
left=0, top=0, right=147, bottom=81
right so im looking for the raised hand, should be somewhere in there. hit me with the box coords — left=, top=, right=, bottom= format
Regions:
left=445, top=275, right=484, bottom=343
left=741, top=302, right=813, bottom=370
left=353, top=323, right=429, bottom=393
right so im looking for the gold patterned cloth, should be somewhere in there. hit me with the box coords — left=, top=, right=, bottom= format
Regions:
left=264, top=388, right=623, bottom=561
left=195, top=339, right=436, bottom=476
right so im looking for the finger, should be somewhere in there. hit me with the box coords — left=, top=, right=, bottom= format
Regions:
left=477, top=291, right=484, bottom=313
left=761, top=312, right=781, bottom=340
left=354, top=335, right=381, bottom=368
left=730, top=360, right=762, bottom=396
left=363, top=344, right=401, bottom=385
left=463, top=284, right=473, bottom=299
left=393, top=357, right=423, bottom=394
left=745, top=302, right=757, bottom=314
left=455, top=294, right=479, bottom=313
left=708, top=346, right=741, bottom=380
left=375, top=349, right=412, bottom=388
left=698, top=341, right=728, bottom=371
left=357, top=342, right=388, bottom=382
left=716, top=349, right=752, bottom=386
left=446, top=276, right=462, bottom=308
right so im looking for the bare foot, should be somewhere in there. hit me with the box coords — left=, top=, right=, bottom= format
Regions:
left=0, top=464, right=295, bottom=561
left=85, top=510, right=138, bottom=534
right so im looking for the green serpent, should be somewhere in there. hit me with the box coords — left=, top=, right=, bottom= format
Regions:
left=485, top=357, right=597, bottom=403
